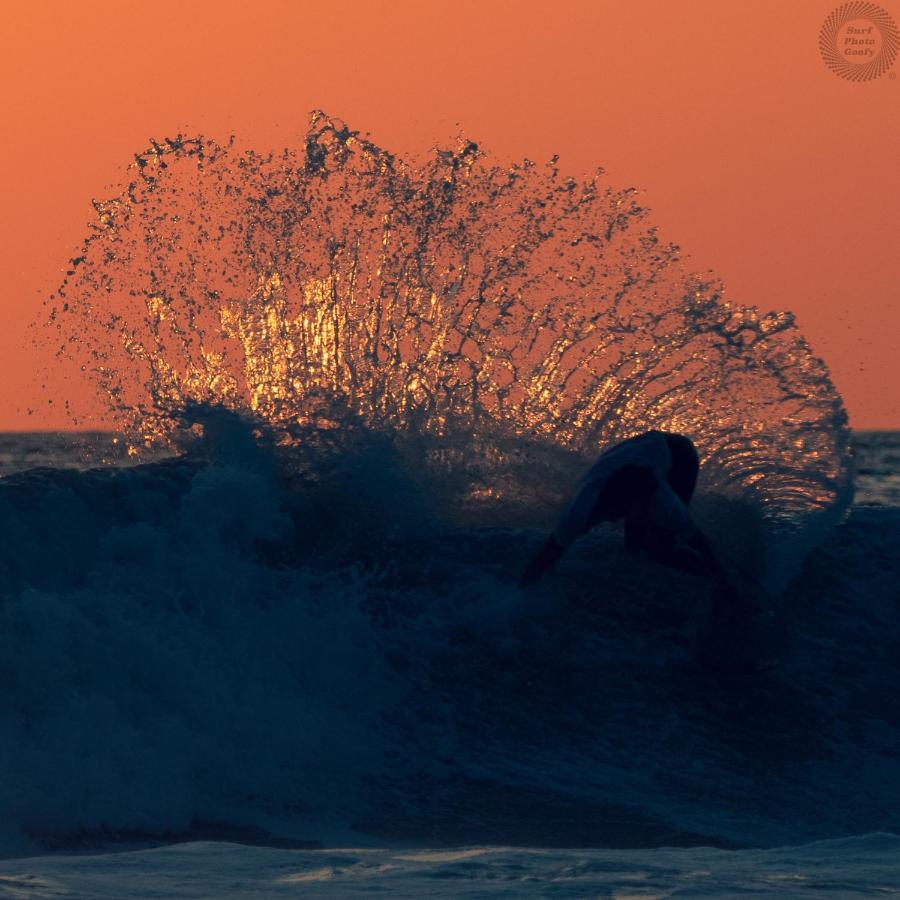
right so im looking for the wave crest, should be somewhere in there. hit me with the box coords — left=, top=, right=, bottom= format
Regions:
left=45, top=112, right=852, bottom=583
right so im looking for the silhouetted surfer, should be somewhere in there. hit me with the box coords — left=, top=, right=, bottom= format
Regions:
left=521, top=430, right=756, bottom=663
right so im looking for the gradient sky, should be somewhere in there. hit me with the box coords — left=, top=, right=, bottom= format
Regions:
left=2, top=0, right=898, bottom=429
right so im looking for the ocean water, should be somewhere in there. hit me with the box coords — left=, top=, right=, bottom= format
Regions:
left=852, top=431, right=900, bottom=506
left=2, top=835, right=900, bottom=898
left=0, top=427, right=896, bottom=898
left=1, top=429, right=890, bottom=506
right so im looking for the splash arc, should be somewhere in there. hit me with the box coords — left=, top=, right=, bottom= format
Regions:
left=45, top=112, right=853, bottom=588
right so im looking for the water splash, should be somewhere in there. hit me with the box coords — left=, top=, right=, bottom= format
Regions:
left=44, top=112, right=852, bottom=582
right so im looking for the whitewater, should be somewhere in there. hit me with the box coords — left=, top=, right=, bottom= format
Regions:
left=2, top=115, right=897, bottom=895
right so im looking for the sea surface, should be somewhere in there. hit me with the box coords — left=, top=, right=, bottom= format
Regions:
left=0, top=429, right=896, bottom=897
left=0, top=428, right=888, bottom=505
left=4, top=429, right=892, bottom=503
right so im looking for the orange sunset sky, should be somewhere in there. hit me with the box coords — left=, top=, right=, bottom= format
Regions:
left=2, top=0, right=898, bottom=430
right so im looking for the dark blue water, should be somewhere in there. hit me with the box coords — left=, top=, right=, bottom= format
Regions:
left=0, top=426, right=896, bottom=860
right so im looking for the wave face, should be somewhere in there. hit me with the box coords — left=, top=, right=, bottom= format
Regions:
left=44, top=113, right=851, bottom=587
left=0, top=432, right=897, bottom=856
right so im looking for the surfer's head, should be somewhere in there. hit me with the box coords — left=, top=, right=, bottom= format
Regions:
left=662, top=433, right=700, bottom=505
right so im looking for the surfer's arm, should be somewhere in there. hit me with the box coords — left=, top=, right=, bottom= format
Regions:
left=520, top=536, right=567, bottom=586
left=520, top=478, right=601, bottom=586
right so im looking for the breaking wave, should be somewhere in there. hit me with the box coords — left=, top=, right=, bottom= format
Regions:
left=0, top=426, right=896, bottom=856
left=43, top=112, right=851, bottom=588
left=4, top=114, right=881, bottom=855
